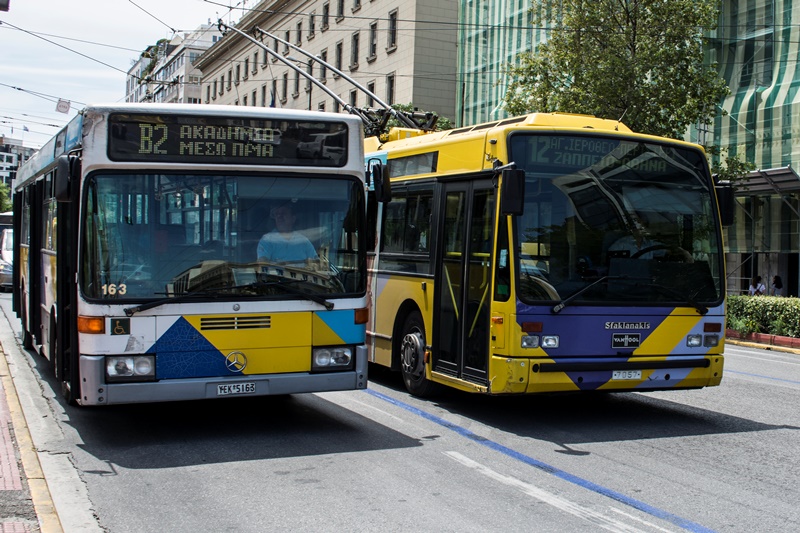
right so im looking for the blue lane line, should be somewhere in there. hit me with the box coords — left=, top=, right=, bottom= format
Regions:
left=726, top=369, right=800, bottom=385
left=366, top=388, right=715, bottom=533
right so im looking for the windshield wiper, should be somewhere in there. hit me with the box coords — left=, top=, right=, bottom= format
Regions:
left=245, top=280, right=334, bottom=310
left=123, top=278, right=335, bottom=317
left=124, top=287, right=231, bottom=317
left=552, top=276, right=624, bottom=314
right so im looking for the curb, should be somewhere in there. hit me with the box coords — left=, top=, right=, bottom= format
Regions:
left=0, top=345, right=63, bottom=533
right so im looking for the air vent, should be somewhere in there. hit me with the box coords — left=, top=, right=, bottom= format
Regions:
left=200, top=316, right=271, bottom=330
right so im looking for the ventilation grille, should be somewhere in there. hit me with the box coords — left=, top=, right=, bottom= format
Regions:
left=200, top=316, right=271, bottom=330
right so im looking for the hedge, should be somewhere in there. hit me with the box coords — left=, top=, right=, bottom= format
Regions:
left=726, top=295, right=800, bottom=338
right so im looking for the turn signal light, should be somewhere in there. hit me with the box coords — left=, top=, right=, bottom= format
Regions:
left=78, top=316, right=105, bottom=334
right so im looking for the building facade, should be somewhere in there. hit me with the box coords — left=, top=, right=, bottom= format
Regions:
left=457, top=0, right=533, bottom=126
left=0, top=138, right=35, bottom=190
left=193, top=0, right=458, bottom=121
left=705, top=0, right=800, bottom=296
left=126, top=23, right=222, bottom=104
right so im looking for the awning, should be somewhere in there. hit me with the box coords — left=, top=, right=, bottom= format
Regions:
left=736, top=166, right=800, bottom=195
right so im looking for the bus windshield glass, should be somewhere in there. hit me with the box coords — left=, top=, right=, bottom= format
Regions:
left=508, top=134, right=723, bottom=306
left=80, top=173, right=365, bottom=301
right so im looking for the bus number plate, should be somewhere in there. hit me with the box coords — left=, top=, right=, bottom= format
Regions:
left=612, top=370, right=641, bottom=380
left=217, top=382, right=256, bottom=396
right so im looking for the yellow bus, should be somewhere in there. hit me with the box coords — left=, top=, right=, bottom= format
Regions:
left=364, top=112, right=732, bottom=397
left=13, top=104, right=370, bottom=405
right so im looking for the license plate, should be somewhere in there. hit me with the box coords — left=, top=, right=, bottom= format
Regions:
left=612, top=370, right=642, bottom=380
left=217, top=382, right=256, bottom=396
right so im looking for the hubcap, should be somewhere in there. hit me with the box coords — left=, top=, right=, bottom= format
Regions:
left=400, top=331, right=424, bottom=377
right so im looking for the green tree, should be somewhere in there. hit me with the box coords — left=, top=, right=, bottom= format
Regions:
left=0, top=182, right=11, bottom=212
left=503, top=0, right=730, bottom=140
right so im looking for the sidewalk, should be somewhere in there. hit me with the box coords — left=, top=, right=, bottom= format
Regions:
left=0, top=343, right=62, bottom=533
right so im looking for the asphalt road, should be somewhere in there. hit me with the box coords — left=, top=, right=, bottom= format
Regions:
left=2, top=292, right=799, bottom=532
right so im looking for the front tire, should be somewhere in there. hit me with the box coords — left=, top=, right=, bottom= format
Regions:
left=399, top=311, right=437, bottom=397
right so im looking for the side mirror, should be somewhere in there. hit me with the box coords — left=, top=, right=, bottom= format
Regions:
left=367, top=159, right=392, bottom=203
left=500, top=169, right=525, bottom=215
left=715, top=182, right=734, bottom=227
left=55, top=154, right=78, bottom=202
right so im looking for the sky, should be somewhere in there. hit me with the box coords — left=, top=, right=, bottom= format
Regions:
left=0, top=0, right=248, bottom=149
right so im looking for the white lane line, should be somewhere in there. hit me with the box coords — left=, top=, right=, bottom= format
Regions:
left=609, top=506, right=676, bottom=533
left=444, top=451, right=647, bottom=533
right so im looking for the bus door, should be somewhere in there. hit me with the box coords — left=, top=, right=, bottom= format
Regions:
left=433, top=179, right=495, bottom=385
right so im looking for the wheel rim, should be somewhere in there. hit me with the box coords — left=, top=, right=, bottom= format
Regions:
left=400, top=330, right=425, bottom=379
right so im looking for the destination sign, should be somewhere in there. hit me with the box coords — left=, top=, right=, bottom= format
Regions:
left=512, top=135, right=676, bottom=174
left=107, top=113, right=348, bottom=166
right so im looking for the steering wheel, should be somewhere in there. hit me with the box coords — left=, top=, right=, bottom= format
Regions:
left=630, top=244, right=671, bottom=259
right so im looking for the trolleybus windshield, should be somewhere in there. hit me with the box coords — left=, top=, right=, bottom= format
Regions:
left=80, top=173, right=365, bottom=301
left=508, top=134, right=723, bottom=306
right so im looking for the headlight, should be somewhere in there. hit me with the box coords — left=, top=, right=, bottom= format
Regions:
left=521, top=335, right=540, bottom=348
left=541, top=335, right=560, bottom=348
left=312, top=346, right=353, bottom=371
left=686, top=334, right=702, bottom=347
left=703, top=334, right=720, bottom=347
left=106, top=355, right=156, bottom=382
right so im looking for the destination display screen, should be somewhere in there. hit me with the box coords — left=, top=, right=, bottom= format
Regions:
left=107, top=113, right=348, bottom=167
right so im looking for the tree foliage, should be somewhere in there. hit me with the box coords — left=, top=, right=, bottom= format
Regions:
left=503, top=0, right=730, bottom=139
left=0, top=182, right=11, bottom=212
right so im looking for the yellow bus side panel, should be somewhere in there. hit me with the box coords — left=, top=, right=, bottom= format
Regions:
left=371, top=275, right=433, bottom=368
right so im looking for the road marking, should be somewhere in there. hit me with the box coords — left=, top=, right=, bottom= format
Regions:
left=367, top=388, right=716, bottom=533
left=445, top=451, right=647, bottom=532
left=725, top=369, right=800, bottom=386
left=609, top=506, right=676, bottom=533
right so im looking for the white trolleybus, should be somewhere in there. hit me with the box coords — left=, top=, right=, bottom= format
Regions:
left=12, top=104, right=370, bottom=405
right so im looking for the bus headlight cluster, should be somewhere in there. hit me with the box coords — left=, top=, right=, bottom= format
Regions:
left=312, top=347, right=353, bottom=371
left=521, top=335, right=559, bottom=349
left=687, top=334, right=720, bottom=348
left=106, top=355, right=156, bottom=382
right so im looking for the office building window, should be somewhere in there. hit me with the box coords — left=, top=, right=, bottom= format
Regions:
left=387, top=10, right=398, bottom=51
left=367, top=81, right=375, bottom=107
left=320, top=50, right=328, bottom=80
left=322, top=3, right=330, bottom=30
left=386, top=72, right=395, bottom=104
left=309, top=13, right=316, bottom=38
left=350, top=32, right=359, bottom=70
left=336, top=0, right=344, bottom=21
left=368, top=21, right=378, bottom=61
left=350, top=89, right=357, bottom=107
left=296, top=21, right=303, bottom=45
left=334, top=41, right=343, bottom=76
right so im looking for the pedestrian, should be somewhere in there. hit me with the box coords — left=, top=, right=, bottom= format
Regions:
left=771, top=275, right=784, bottom=296
left=748, top=275, right=766, bottom=296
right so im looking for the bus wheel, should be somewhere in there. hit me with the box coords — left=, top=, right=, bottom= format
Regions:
left=399, top=312, right=436, bottom=397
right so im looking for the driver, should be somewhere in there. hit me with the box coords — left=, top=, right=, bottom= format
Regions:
left=257, top=203, right=318, bottom=265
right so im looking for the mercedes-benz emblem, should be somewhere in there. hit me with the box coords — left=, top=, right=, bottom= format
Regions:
left=225, top=351, right=247, bottom=373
